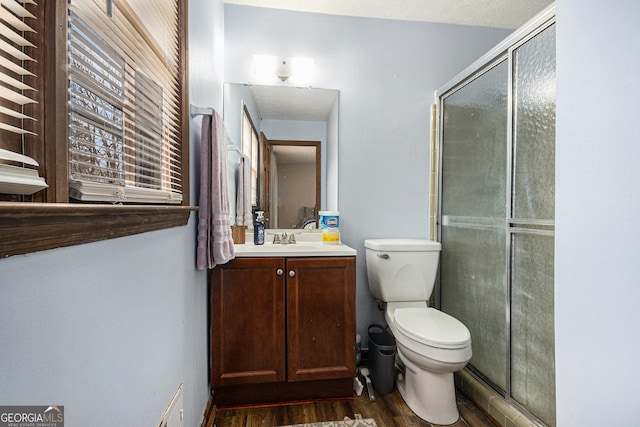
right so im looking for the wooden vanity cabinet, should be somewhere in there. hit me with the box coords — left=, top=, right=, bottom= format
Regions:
left=209, top=256, right=356, bottom=405
left=209, top=257, right=286, bottom=387
left=285, top=257, right=356, bottom=382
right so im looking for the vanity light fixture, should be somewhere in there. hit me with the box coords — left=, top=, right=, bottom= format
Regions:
left=252, top=55, right=314, bottom=84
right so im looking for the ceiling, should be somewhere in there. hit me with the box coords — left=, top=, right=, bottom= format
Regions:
left=272, top=144, right=317, bottom=164
left=250, top=85, right=338, bottom=121
left=225, top=0, right=554, bottom=30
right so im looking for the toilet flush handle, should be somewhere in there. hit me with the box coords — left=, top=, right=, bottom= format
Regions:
left=377, top=253, right=390, bottom=259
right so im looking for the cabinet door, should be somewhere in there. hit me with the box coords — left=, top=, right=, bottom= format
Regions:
left=286, top=257, right=356, bottom=382
left=210, top=258, right=286, bottom=387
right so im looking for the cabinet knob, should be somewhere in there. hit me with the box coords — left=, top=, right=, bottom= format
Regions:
left=276, top=269, right=283, bottom=276
left=289, top=270, right=296, bottom=277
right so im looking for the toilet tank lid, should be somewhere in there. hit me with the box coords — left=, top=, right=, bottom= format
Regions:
left=364, top=239, right=441, bottom=252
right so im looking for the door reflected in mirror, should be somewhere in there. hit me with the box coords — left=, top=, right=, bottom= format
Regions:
left=261, top=134, right=320, bottom=229
left=223, top=83, right=339, bottom=230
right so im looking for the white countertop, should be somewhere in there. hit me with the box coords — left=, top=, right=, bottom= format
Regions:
left=233, top=232, right=356, bottom=257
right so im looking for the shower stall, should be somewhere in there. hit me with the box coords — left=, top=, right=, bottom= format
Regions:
left=436, top=7, right=555, bottom=427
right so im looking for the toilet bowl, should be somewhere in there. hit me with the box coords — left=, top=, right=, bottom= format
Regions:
left=364, top=239, right=472, bottom=425
left=388, top=305, right=471, bottom=424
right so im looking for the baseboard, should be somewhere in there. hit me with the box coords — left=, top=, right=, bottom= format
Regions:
left=455, top=369, right=541, bottom=427
left=213, top=378, right=354, bottom=407
left=200, top=396, right=216, bottom=427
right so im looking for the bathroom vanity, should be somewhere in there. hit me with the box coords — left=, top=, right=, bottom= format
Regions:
left=209, top=237, right=357, bottom=406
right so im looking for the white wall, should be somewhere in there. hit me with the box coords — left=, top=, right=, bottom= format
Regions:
left=0, top=228, right=202, bottom=426
left=0, top=1, right=224, bottom=425
left=275, top=162, right=316, bottom=228
left=555, top=1, right=640, bottom=424
left=224, top=5, right=511, bottom=342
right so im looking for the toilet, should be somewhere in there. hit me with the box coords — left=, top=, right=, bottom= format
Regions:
left=364, top=238, right=471, bottom=425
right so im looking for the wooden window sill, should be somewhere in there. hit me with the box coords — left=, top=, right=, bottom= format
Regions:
left=0, top=202, right=198, bottom=258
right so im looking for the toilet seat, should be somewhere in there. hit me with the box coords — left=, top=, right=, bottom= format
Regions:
left=394, top=308, right=470, bottom=350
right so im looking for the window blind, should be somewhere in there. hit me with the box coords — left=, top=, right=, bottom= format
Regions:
left=67, top=0, right=182, bottom=204
left=0, top=0, right=47, bottom=195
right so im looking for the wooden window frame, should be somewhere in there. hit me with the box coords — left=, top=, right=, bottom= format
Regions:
left=0, top=1, right=195, bottom=259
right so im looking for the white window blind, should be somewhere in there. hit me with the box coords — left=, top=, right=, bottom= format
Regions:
left=0, top=0, right=47, bottom=195
left=67, top=0, right=182, bottom=204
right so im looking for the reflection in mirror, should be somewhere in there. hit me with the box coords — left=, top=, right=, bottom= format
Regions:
left=223, top=83, right=339, bottom=229
left=264, top=138, right=320, bottom=229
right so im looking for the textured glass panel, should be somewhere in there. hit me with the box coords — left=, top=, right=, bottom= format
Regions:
left=441, top=224, right=507, bottom=390
left=511, top=232, right=555, bottom=426
left=513, top=24, right=556, bottom=221
left=442, top=60, right=508, bottom=219
left=440, top=59, right=508, bottom=391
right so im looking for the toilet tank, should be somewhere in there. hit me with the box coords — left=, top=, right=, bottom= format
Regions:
left=364, top=239, right=441, bottom=302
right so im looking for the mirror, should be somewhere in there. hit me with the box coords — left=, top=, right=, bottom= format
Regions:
left=223, top=83, right=339, bottom=229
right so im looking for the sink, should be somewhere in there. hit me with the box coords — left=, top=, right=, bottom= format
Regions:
left=233, top=242, right=356, bottom=257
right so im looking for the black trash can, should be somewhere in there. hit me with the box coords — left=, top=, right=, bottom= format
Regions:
left=368, top=324, right=397, bottom=394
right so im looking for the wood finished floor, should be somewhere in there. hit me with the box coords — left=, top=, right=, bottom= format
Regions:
left=212, top=388, right=498, bottom=427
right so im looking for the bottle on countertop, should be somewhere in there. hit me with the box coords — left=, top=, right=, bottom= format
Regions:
left=319, top=210, right=340, bottom=245
left=254, top=211, right=266, bottom=245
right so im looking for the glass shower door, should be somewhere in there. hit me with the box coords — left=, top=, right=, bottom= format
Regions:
left=440, top=58, right=509, bottom=391
left=438, top=21, right=556, bottom=427
left=510, top=23, right=556, bottom=426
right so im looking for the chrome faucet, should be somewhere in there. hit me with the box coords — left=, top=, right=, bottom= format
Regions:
left=271, top=232, right=297, bottom=244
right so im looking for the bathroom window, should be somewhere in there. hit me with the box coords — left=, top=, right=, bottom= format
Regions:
left=0, top=0, right=191, bottom=258
left=67, top=2, right=182, bottom=204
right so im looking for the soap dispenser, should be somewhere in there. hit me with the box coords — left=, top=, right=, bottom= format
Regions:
left=254, top=211, right=266, bottom=245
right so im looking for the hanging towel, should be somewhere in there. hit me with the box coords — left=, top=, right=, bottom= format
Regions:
left=235, top=155, right=253, bottom=228
left=197, top=111, right=235, bottom=270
